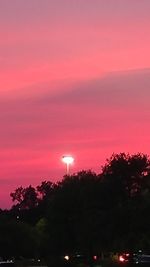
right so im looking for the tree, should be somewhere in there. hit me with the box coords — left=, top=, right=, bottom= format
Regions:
left=10, top=185, right=38, bottom=210
left=0, top=213, right=37, bottom=258
left=101, top=153, right=150, bottom=200
left=35, top=218, right=48, bottom=258
left=8, top=152, right=150, bottom=258
left=37, top=181, right=53, bottom=200
left=10, top=186, right=25, bottom=207
left=46, top=170, right=103, bottom=258
left=100, top=153, right=150, bottom=251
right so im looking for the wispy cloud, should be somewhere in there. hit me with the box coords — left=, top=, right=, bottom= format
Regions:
left=0, top=68, right=149, bottom=152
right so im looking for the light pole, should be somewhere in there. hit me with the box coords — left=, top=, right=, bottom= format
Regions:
left=62, top=155, right=74, bottom=175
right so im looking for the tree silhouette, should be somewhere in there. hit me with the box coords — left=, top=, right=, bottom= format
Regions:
left=10, top=185, right=38, bottom=210
left=7, top=152, right=150, bottom=262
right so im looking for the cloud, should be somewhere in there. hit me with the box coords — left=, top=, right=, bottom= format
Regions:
left=49, top=68, right=150, bottom=107
left=0, top=68, right=149, bottom=149
left=1, top=67, right=150, bottom=112
left=0, top=178, right=14, bottom=185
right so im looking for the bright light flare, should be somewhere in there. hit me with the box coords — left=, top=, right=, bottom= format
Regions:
left=64, top=255, right=70, bottom=261
left=119, top=255, right=125, bottom=262
left=62, top=155, right=74, bottom=175
left=62, top=155, right=74, bottom=164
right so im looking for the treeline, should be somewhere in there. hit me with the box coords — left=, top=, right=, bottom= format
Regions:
left=1, top=153, right=150, bottom=263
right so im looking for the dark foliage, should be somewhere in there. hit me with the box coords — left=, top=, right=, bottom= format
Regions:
left=1, top=152, right=150, bottom=261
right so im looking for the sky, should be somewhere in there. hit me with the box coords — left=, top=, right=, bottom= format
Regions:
left=0, top=0, right=150, bottom=208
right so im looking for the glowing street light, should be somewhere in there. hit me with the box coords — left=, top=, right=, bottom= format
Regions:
left=62, top=155, right=74, bottom=175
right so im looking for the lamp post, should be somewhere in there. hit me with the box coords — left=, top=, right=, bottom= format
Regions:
left=62, top=155, right=74, bottom=175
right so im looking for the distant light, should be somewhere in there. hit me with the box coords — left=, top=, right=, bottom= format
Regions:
left=64, top=255, right=70, bottom=261
left=62, top=155, right=74, bottom=175
left=62, top=155, right=74, bottom=164
left=93, top=255, right=97, bottom=260
left=119, top=255, right=125, bottom=262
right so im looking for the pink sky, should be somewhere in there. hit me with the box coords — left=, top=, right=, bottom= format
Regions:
left=0, top=0, right=150, bottom=208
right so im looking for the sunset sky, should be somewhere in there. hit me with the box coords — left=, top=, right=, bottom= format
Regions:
left=0, top=0, right=150, bottom=208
